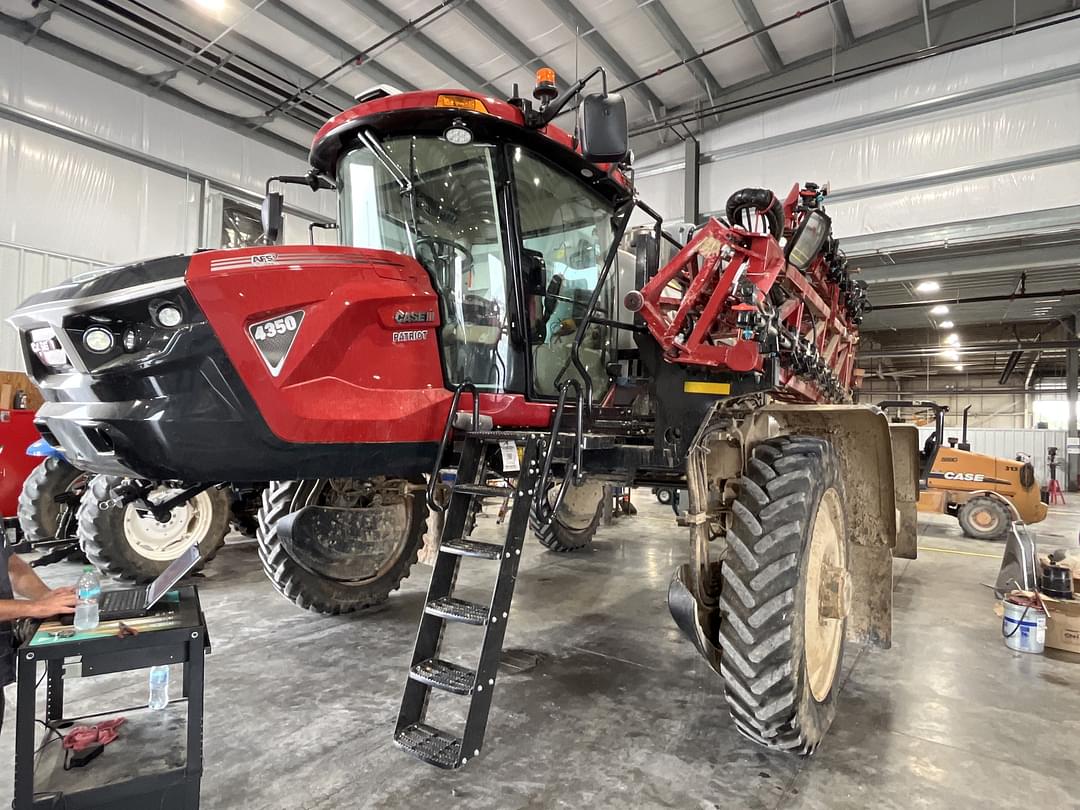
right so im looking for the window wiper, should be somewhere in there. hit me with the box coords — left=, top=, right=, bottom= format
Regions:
left=357, top=130, right=413, bottom=196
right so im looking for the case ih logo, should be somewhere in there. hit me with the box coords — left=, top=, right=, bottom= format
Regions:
left=250, top=254, right=277, bottom=265
left=394, top=309, right=434, bottom=324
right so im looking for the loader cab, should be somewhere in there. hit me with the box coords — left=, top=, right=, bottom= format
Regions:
left=315, top=93, right=630, bottom=404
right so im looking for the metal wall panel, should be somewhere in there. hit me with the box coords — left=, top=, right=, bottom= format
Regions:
left=0, top=241, right=107, bottom=372
left=917, top=426, right=1068, bottom=484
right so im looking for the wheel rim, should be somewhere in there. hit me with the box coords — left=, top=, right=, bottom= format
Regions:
left=803, top=487, right=846, bottom=703
left=547, top=480, right=602, bottom=530
left=303, top=477, right=413, bottom=583
left=123, top=488, right=214, bottom=561
left=970, top=506, right=1000, bottom=533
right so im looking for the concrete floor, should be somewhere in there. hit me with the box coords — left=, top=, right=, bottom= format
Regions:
left=2, top=494, right=1080, bottom=809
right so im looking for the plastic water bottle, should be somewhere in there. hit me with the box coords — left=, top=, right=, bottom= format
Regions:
left=73, top=567, right=101, bottom=632
left=148, top=666, right=170, bottom=710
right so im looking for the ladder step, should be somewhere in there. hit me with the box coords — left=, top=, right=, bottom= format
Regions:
left=425, top=596, right=489, bottom=626
left=467, top=430, right=541, bottom=442
left=409, top=658, right=476, bottom=695
left=454, top=483, right=513, bottom=499
left=395, top=723, right=463, bottom=769
left=441, top=537, right=503, bottom=560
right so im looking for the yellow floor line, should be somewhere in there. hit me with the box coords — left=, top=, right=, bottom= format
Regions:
left=918, top=545, right=1001, bottom=559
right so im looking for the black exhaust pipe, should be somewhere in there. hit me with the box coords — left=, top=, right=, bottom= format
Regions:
left=959, top=405, right=972, bottom=451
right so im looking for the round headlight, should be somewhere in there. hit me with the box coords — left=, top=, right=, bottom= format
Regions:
left=154, top=305, right=183, bottom=328
left=444, top=124, right=473, bottom=146
left=83, top=327, right=114, bottom=353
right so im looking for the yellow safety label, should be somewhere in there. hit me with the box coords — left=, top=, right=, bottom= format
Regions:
left=683, top=381, right=731, bottom=395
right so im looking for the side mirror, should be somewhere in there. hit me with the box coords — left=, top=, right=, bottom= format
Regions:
left=785, top=209, right=832, bottom=271
left=261, top=192, right=284, bottom=244
left=578, top=92, right=628, bottom=164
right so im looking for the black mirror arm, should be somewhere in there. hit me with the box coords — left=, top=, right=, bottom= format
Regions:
left=539, top=66, right=606, bottom=127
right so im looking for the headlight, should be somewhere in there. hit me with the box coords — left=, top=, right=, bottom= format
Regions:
left=152, top=303, right=183, bottom=328
left=83, top=326, right=114, bottom=353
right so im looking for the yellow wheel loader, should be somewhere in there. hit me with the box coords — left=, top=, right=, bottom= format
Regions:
left=879, top=401, right=1047, bottom=540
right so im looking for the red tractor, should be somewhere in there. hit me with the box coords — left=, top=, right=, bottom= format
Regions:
left=10, top=69, right=916, bottom=766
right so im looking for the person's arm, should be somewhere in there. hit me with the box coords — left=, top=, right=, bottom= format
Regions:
left=8, top=554, right=52, bottom=600
left=0, top=555, right=78, bottom=619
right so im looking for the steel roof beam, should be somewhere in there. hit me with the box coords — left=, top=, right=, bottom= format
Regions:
left=0, top=12, right=308, bottom=160
left=828, top=0, right=856, bottom=49
left=637, top=0, right=723, bottom=101
left=456, top=3, right=568, bottom=91
left=153, top=2, right=357, bottom=112
left=539, top=0, right=665, bottom=116
left=341, top=0, right=497, bottom=94
left=51, top=0, right=328, bottom=129
left=731, top=0, right=785, bottom=74
left=234, top=0, right=416, bottom=93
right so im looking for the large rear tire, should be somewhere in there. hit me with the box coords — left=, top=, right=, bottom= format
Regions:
left=256, top=477, right=427, bottom=614
left=719, top=436, right=848, bottom=755
left=78, top=476, right=230, bottom=582
left=530, top=479, right=604, bottom=552
left=17, top=457, right=87, bottom=544
left=958, top=496, right=1009, bottom=540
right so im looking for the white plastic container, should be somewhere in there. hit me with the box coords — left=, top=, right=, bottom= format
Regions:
left=1002, top=596, right=1046, bottom=654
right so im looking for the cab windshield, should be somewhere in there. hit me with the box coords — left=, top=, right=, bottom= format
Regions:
left=338, top=135, right=512, bottom=390
left=337, top=133, right=616, bottom=400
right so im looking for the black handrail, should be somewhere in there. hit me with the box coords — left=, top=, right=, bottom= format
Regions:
left=533, top=378, right=584, bottom=527
left=426, top=380, right=479, bottom=513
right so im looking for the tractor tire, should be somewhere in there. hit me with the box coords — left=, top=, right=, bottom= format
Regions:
left=719, top=436, right=849, bottom=755
left=78, top=476, right=230, bottom=582
left=530, top=478, right=604, bottom=552
left=654, top=487, right=673, bottom=506
left=256, top=477, right=427, bottom=614
left=958, top=497, right=1009, bottom=541
left=17, top=457, right=87, bottom=544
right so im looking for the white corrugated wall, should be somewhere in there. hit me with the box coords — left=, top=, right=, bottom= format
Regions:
left=632, top=14, right=1080, bottom=242
left=917, top=427, right=1067, bottom=484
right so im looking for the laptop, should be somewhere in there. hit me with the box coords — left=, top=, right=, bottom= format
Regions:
left=62, top=544, right=200, bottom=625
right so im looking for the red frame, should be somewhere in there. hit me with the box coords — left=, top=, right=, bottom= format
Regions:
left=636, top=195, right=861, bottom=404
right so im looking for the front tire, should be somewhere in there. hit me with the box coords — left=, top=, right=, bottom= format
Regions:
left=530, top=479, right=604, bottom=552
left=256, top=477, right=427, bottom=614
left=78, top=476, right=230, bottom=582
left=958, top=496, right=1009, bottom=540
left=17, top=457, right=87, bottom=544
left=719, top=436, right=848, bottom=755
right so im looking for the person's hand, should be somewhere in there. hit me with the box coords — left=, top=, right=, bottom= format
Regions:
left=27, top=587, right=78, bottom=618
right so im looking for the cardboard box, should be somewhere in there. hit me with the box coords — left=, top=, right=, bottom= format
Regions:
left=0, top=370, right=43, bottom=411
left=1043, top=595, right=1080, bottom=654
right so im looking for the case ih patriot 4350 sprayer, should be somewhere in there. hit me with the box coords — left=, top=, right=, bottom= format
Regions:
left=11, top=68, right=916, bottom=767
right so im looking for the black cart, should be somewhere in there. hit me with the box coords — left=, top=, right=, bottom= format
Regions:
left=13, top=585, right=209, bottom=809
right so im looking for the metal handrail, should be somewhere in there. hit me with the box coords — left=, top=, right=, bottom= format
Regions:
left=533, top=378, right=584, bottom=527
left=425, top=380, right=479, bottom=513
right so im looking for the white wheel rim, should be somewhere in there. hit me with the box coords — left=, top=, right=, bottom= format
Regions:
left=804, top=487, right=846, bottom=703
left=122, top=488, right=214, bottom=561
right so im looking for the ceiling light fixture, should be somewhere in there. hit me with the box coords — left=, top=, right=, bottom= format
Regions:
left=944, top=333, right=960, bottom=345
left=938, top=320, right=954, bottom=329
left=194, top=0, right=225, bottom=11
left=930, top=304, right=950, bottom=315
left=915, top=280, right=940, bottom=293
left=954, top=364, right=964, bottom=371
left=942, top=349, right=960, bottom=361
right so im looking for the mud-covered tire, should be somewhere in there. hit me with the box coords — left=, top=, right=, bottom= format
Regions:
left=78, top=476, right=230, bottom=582
left=256, top=478, right=427, bottom=614
left=17, top=457, right=86, bottom=544
left=530, top=479, right=604, bottom=552
left=958, top=496, right=1009, bottom=541
left=719, top=436, right=848, bottom=755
